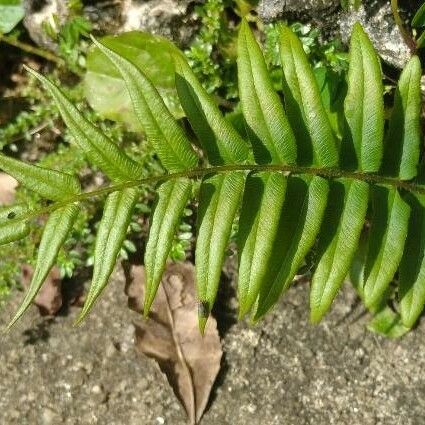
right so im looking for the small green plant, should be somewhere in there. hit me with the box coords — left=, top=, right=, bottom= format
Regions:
left=1, top=21, right=424, bottom=339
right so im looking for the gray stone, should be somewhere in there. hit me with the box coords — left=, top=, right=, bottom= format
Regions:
left=120, top=0, right=201, bottom=47
left=259, top=0, right=417, bottom=69
left=2, top=264, right=425, bottom=424
left=23, top=0, right=201, bottom=52
left=258, top=0, right=339, bottom=22
left=23, top=0, right=69, bottom=50
left=339, top=1, right=412, bottom=69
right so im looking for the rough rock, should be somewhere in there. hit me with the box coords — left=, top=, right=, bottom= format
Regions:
left=23, top=0, right=201, bottom=51
left=2, top=263, right=425, bottom=424
left=258, top=0, right=339, bottom=22
left=259, top=0, right=419, bottom=69
left=119, top=0, right=201, bottom=47
left=23, top=0, right=69, bottom=50
left=339, top=0, right=412, bottom=69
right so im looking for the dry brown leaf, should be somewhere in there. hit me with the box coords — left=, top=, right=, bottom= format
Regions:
left=126, top=263, right=222, bottom=425
left=0, top=173, right=18, bottom=205
left=22, top=265, right=63, bottom=316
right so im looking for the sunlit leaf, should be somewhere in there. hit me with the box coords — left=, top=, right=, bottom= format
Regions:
left=85, top=31, right=185, bottom=129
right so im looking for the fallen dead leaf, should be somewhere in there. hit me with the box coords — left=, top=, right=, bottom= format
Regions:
left=126, top=263, right=223, bottom=425
left=0, top=173, right=18, bottom=205
left=22, top=265, right=63, bottom=316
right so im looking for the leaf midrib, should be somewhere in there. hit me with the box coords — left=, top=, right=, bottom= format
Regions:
left=7, top=163, right=425, bottom=228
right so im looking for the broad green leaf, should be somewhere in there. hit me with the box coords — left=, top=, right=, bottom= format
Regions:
left=343, top=23, right=384, bottom=172
left=399, top=193, right=425, bottom=328
left=253, top=176, right=329, bottom=320
left=382, top=56, right=422, bottom=180
left=85, top=31, right=184, bottom=130
left=25, top=66, right=142, bottom=182
left=90, top=37, right=198, bottom=173
left=363, top=186, right=410, bottom=309
left=0, top=153, right=80, bottom=201
left=310, top=179, right=369, bottom=323
left=367, top=307, right=409, bottom=339
left=77, top=188, right=139, bottom=322
left=0, top=204, right=29, bottom=245
left=8, top=204, right=79, bottom=328
left=0, top=0, right=24, bottom=34
left=279, top=26, right=338, bottom=168
left=412, top=2, right=425, bottom=27
left=238, top=172, right=287, bottom=318
left=174, top=54, right=250, bottom=165
left=144, top=178, right=192, bottom=313
left=237, top=19, right=296, bottom=164
left=196, top=172, right=245, bottom=332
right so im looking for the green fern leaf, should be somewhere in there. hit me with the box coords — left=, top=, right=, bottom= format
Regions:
left=25, top=66, right=142, bottom=182
left=238, top=172, right=287, bottom=318
left=0, top=153, right=80, bottom=200
left=8, top=204, right=80, bottom=328
left=308, top=23, right=385, bottom=323
left=89, top=37, right=198, bottom=172
left=237, top=19, right=296, bottom=165
left=399, top=194, right=425, bottom=327
left=310, top=179, right=369, bottom=323
left=77, top=188, right=139, bottom=322
left=174, top=51, right=251, bottom=330
left=174, top=53, right=250, bottom=165
left=363, top=186, right=410, bottom=309
left=343, top=22, right=384, bottom=172
left=279, top=26, right=338, bottom=168
left=0, top=205, right=30, bottom=245
left=5, top=22, right=425, bottom=337
left=382, top=56, right=422, bottom=180
left=86, top=38, right=201, bottom=317
left=253, top=176, right=329, bottom=320
left=144, top=178, right=192, bottom=314
left=196, top=172, right=245, bottom=332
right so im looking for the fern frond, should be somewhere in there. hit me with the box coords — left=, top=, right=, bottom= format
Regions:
left=253, top=176, right=330, bottom=321
left=89, top=37, right=198, bottom=173
left=310, top=179, right=369, bottom=323
left=174, top=53, right=250, bottom=165
left=3, top=21, right=425, bottom=337
left=174, top=52, right=251, bottom=330
left=8, top=204, right=80, bottom=328
left=382, top=56, right=422, bottom=180
left=279, top=25, right=338, bottom=168
left=195, top=172, right=245, bottom=331
left=343, top=22, right=384, bottom=172
left=399, top=193, right=425, bottom=327
left=0, top=153, right=80, bottom=200
left=144, top=178, right=192, bottom=313
left=77, top=188, right=139, bottom=322
left=363, top=186, right=410, bottom=308
left=25, top=67, right=142, bottom=182
left=0, top=205, right=30, bottom=245
left=238, top=172, right=287, bottom=318
left=237, top=19, right=296, bottom=165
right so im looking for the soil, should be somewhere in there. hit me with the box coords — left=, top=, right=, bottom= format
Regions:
left=1, top=264, right=425, bottom=425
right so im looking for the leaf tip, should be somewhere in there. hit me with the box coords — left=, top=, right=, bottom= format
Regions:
left=198, top=316, right=208, bottom=336
left=309, top=308, right=324, bottom=325
left=198, top=301, right=210, bottom=335
left=237, top=301, right=251, bottom=321
left=143, top=295, right=155, bottom=319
